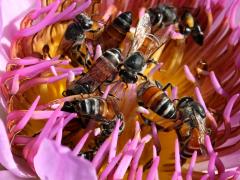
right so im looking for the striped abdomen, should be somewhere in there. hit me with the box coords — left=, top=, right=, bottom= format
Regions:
left=176, top=126, right=201, bottom=164
left=139, top=86, right=177, bottom=119
left=74, top=98, right=117, bottom=121
left=64, top=48, right=121, bottom=96
left=97, top=11, right=132, bottom=51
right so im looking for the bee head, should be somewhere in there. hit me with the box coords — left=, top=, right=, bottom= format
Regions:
left=75, top=13, right=93, bottom=30
left=119, top=69, right=138, bottom=84
left=124, top=52, right=145, bottom=72
left=64, top=23, right=85, bottom=42
left=177, top=96, right=194, bottom=109
left=177, top=97, right=206, bottom=118
left=158, top=5, right=177, bottom=25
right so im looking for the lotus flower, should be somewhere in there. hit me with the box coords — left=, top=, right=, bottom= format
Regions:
left=0, top=0, right=240, bottom=180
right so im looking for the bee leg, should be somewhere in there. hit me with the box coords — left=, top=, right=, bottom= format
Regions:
left=154, top=81, right=174, bottom=91
left=97, top=86, right=105, bottom=95
left=105, top=74, right=116, bottom=84
left=155, top=80, right=163, bottom=89
left=107, top=93, right=120, bottom=101
left=99, top=114, right=124, bottom=137
left=180, top=157, right=187, bottom=166
left=146, top=59, right=158, bottom=65
left=78, top=150, right=96, bottom=161
left=137, top=73, right=148, bottom=81
left=115, top=113, right=125, bottom=133
left=97, top=86, right=118, bottom=100
left=139, top=114, right=152, bottom=130
left=162, top=83, right=173, bottom=91
left=124, top=83, right=128, bottom=89
left=156, top=121, right=182, bottom=132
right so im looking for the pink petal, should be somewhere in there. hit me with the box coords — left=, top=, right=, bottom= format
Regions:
left=92, top=138, right=111, bottom=171
left=0, top=0, right=35, bottom=70
left=209, top=71, right=228, bottom=97
left=219, top=171, right=239, bottom=180
left=12, top=96, right=40, bottom=134
left=113, top=137, right=139, bottom=179
left=146, top=156, right=160, bottom=180
left=99, top=140, right=131, bottom=180
left=0, top=170, right=31, bottom=180
left=34, top=139, right=97, bottom=180
left=186, top=151, right=198, bottom=180
left=151, top=123, right=161, bottom=153
left=208, top=153, right=217, bottom=179
left=1, top=0, right=34, bottom=42
left=10, top=74, right=19, bottom=95
left=72, top=130, right=92, bottom=156
left=136, top=166, right=143, bottom=180
left=136, top=106, right=149, bottom=114
left=148, top=63, right=163, bottom=77
left=171, top=86, right=178, bottom=100
left=99, top=152, right=123, bottom=180
left=184, top=65, right=196, bottom=84
left=173, top=139, right=182, bottom=180
left=128, top=142, right=146, bottom=180
left=94, top=44, right=102, bottom=61
left=102, top=85, right=111, bottom=99
left=0, top=120, right=33, bottom=178
left=108, top=119, right=120, bottom=162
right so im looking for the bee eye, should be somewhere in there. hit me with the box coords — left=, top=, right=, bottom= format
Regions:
left=82, top=21, right=93, bottom=30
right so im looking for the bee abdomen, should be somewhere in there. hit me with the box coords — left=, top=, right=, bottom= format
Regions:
left=99, top=12, right=132, bottom=50
left=153, top=94, right=177, bottom=119
left=180, top=143, right=195, bottom=162
left=77, top=98, right=100, bottom=116
left=103, top=48, right=121, bottom=66
left=112, top=11, right=132, bottom=34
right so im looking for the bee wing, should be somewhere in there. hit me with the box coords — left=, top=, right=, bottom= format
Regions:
left=144, top=33, right=169, bottom=60
left=192, top=110, right=208, bottom=148
left=127, top=12, right=151, bottom=56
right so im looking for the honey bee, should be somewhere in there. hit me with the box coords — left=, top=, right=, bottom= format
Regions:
left=137, top=80, right=177, bottom=121
left=175, top=97, right=209, bottom=164
left=61, top=96, right=124, bottom=160
left=137, top=81, right=209, bottom=165
left=147, top=4, right=177, bottom=32
left=94, top=11, right=133, bottom=51
left=80, top=117, right=124, bottom=160
left=62, top=96, right=123, bottom=123
left=62, top=48, right=122, bottom=96
left=59, top=13, right=94, bottom=69
left=178, top=10, right=204, bottom=45
left=117, top=13, right=161, bottom=85
left=127, top=11, right=167, bottom=65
